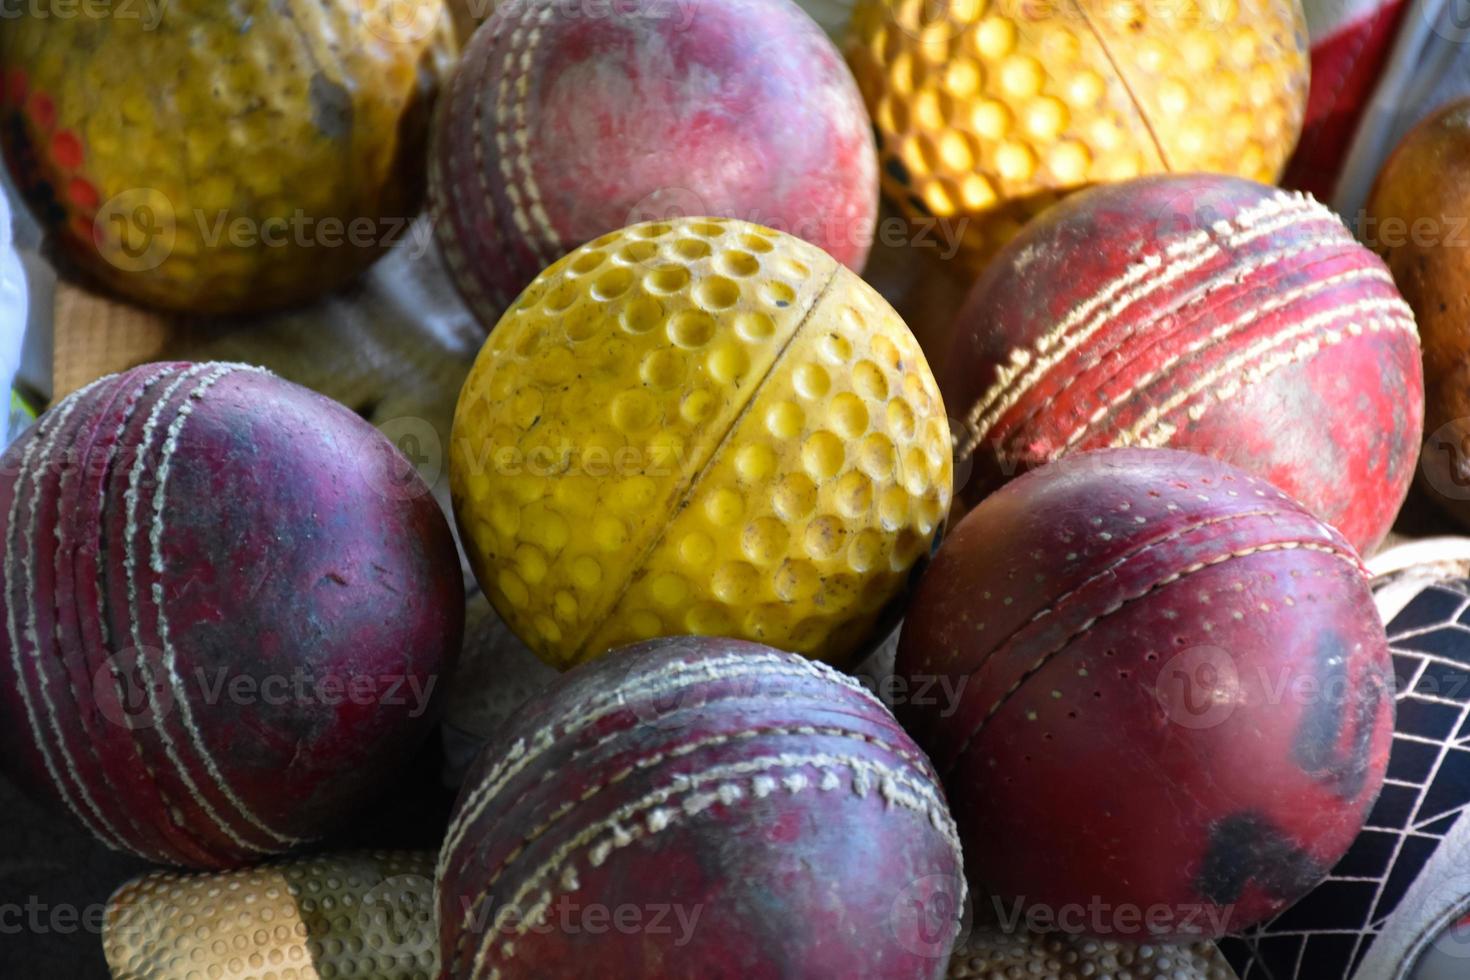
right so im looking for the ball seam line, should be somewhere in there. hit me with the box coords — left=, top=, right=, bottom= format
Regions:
left=147, top=363, right=303, bottom=848
left=1050, top=265, right=1400, bottom=455
left=946, top=539, right=1365, bottom=773
left=971, top=231, right=1371, bottom=460
left=123, top=363, right=279, bottom=856
left=456, top=4, right=514, bottom=318
left=6, top=377, right=133, bottom=853
left=1124, top=300, right=1417, bottom=448
left=494, top=1, right=558, bottom=269
left=960, top=190, right=1315, bottom=427
left=437, top=649, right=892, bottom=884
left=70, top=365, right=187, bottom=863
left=568, top=262, right=843, bottom=663
left=914, top=505, right=1309, bottom=679
left=455, top=747, right=963, bottom=977
left=1070, top=0, right=1174, bottom=171
left=959, top=192, right=1333, bottom=449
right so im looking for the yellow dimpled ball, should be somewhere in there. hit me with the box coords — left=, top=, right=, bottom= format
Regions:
left=846, top=0, right=1309, bottom=264
left=0, top=0, right=455, bottom=314
left=451, top=217, right=952, bottom=669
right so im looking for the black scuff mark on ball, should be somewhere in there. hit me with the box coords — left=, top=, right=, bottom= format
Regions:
left=309, top=72, right=354, bottom=142
left=1195, top=811, right=1326, bottom=907
left=1291, top=631, right=1383, bottom=801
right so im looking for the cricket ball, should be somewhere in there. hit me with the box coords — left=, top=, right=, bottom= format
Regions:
left=429, top=0, right=878, bottom=326
left=449, top=217, right=951, bottom=669
left=845, top=0, right=1309, bottom=265
left=945, top=173, right=1422, bottom=555
left=1365, top=100, right=1470, bottom=530
left=0, top=1, right=455, bottom=314
left=0, top=362, right=464, bottom=869
left=104, top=851, right=439, bottom=979
left=438, top=635, right=966, bottom=979
left=897, top=448, right=1394, bottom=939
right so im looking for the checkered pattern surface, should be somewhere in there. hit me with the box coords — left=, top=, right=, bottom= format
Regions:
left=1222, top=579, right=1470, bottom=978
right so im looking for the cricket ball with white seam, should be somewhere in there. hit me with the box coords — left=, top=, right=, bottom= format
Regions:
left=429, top=0, right=878, bottom=326
left=0, top=361, right=464, bottom=869
left=898, top=448, right=1393, bottom=940
left=944, top=173, right=1422, bottom=555
left=437, top=635, right=966, bottom=979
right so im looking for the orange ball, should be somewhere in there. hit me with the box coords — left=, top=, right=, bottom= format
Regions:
left=846, top=0, right=1309, bottom=264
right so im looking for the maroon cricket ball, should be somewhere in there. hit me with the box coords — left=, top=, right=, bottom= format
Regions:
left=438, top=636, right=966, bottom=979
left=0, top=362, right=464, bottom=869
left=897, top=448, right=1394, bottom=940
left=429, top=0, right=878, bottom=326
left=944, top=174, right=1422, bottom=555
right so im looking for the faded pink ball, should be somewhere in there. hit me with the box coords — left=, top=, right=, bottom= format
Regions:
left=430, top=0, right=879, bottom=325
left=0, top=362, right=464, bottom=869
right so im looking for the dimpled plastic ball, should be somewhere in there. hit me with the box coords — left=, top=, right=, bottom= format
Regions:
left=945, top=174, right=1422, bottom=556
left=845, top=0, right=1309, bottom=264
left=0, top=1, right=455, bottom=314
left=103, top=852, right=439, bottom=979
left=0, top=362, right=464, bottom=869
left=449, top=217, right=951, bottom=669
left=899, top=448, right=1393, bottom=940
left=429, top=0, right=878, bottom=327
left=438, top=636, right=966, bottom=979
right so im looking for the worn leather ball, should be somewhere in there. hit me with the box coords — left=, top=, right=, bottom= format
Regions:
left=0, top=362, right=464, bottom=869
left=438, top=635, right=966, bottom=979
left=946, top=173, right=1421, bottom=555
left=898, top=448, right=1394, bottom=939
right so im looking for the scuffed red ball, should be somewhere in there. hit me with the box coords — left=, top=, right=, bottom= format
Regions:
left=0, top=362, right=464, bottom=869
left=944, top=174, right=1422, bottom=554
left=438, top=636, right=965, bottom=979
left=898, top=448, right=1393, bottom=939
left=429, top=0, right=878, bottom=325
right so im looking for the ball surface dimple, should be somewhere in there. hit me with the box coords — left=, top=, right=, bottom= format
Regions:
left=898, top=448, right=1393, bottom=939
left=0, top=1, right=454, bottom=313
left=431, top=0, right=879, bottom=327
left=450, top=217, right=950, bottom=669
left=945, top=174, right=1422, bottom=555
left=437, top=636, right=967, bottom=979
left=845, top=0, right=1308, bottom=263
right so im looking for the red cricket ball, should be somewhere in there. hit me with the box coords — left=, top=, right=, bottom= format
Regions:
left=897, top=448, right=1394, bottom=940
left=0, top=362, right=464, bottom=869
left=944, top=174, right=1422, bottom=555
left=438, top=636, right=966, bottom=979
left=429, top=0, right=878, bottom=326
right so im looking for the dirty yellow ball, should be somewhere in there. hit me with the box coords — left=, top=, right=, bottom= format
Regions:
left=451, top=217, right=952, bottom=669
left=0, top=1, right=455, bottom=314
left=103, top=851, right=438, bottom=980
left=846, top=0, right=1309, bottom=263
